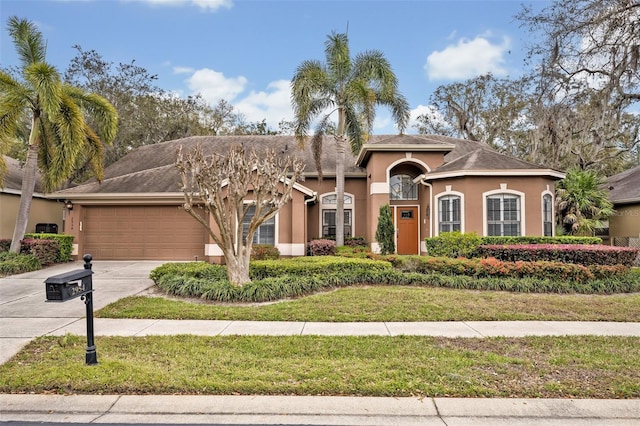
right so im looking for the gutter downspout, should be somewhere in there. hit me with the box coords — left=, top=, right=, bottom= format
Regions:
left=304, top=192, right=318, bottom=255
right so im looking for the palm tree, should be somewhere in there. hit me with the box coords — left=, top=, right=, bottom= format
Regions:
left=555, top=168, right=615, bottom=235
left=291, top=31, right=409, bottom=246
left=0, top=17, right=118, bottom=252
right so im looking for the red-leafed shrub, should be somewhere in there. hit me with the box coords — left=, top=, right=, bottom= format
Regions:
left=390, top=254, right=630, bottom=282
left=308, top=239, right=336, bottom=256
left=20, top=238, right=59, bottom=266
left=251, top=244, right=280, bottom=260
left=476, top=244, right=638, bottom=267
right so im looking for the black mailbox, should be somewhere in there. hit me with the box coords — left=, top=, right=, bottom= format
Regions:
left=44, top=254, right=98, bottom=365
left=45, top=268, right=93, bottom=302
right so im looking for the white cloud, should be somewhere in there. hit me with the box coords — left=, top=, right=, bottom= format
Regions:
left=425, top=34, right=511, bottom=81
left=173, top=66, right=194, bottom=74
left=185, top=68, right=248, bottom=103
left=138, top=0, right=232, bottom=11
left=234, top=80, right=293, bottom=129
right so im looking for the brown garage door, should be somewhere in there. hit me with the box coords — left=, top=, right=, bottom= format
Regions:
left=83, top=206, right=206, bottom=260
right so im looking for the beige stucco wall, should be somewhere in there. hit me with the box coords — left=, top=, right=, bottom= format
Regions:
left=430, top=176, right=557, bottom=236
left=0, top=193, right=63, bottom=240
left=609, top=204, right=640, bottom=239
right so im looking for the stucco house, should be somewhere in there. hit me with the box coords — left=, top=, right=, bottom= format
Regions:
left=1, top=156, right=63, bottom=240
left=605, top=165, right=640, bottom=251
left=49, top=134, right=564, bottom=262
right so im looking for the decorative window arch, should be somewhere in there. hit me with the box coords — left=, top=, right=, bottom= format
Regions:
left=542, top=190, right=554, bottom=237
left=483, top=187, right=526, bottom=236
left=319, top=192, right=354, bottom=239
left=434, top=189, right=465, bottom=235
left=386, top=158, right=429, bottom=201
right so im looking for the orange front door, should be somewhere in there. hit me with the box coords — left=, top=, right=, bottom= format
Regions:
left=394, top=206, right=419, bottom=255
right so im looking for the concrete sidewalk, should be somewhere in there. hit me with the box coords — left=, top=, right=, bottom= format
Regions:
left=2, top=394, right=639, bottom=425
left=1, top=260, right=639, bottom=425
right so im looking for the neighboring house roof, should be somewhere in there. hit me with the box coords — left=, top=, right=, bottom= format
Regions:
left=1, top=155, right=46, bottom=195
left=605, top=165, right=640, bottom=205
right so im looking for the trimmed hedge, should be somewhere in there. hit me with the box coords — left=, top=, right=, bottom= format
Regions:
left=425, top=233, right=604, bottom=259
left=390, top=255, right=630, bottom=282
left=20, top=238, right=59, bottom=266
left=424, top=232, right=481, bottom=258
left=25, top=233, right=74, bottom=262
left=477, top=244, right=639, bottom=267
left=149, top=256, right=640, bottom=302
left=480, top=236, right=602, bottom=245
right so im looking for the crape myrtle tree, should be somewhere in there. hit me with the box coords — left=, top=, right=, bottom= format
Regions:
left=0, top=17, right=117, bottom=253
left=176, top=144, right=304, bottom=286
left=291, top=31, right=410, bottom=247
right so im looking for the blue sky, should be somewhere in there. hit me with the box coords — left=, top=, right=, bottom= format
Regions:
left=0, top=0, right=549, bottom=134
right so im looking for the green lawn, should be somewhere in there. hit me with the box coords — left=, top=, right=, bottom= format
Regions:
left=1, top=334, right=638, bottom=398
left=96, top=286, right=640, bottom=322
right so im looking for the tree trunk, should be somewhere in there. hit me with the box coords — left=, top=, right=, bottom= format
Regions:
left=224, top=246, right=252, bottom=286
left=9, top=142, right=39, bottom=253
left=335, top=136, right=346, bottom=247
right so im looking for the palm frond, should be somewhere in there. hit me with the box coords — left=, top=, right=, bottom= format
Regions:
left=6, top=17, right=47, bottom=68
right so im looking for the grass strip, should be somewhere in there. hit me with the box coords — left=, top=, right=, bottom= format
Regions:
left=96, top=286, right=640, bottom=322
left=1, top=335, right=638, bottom=398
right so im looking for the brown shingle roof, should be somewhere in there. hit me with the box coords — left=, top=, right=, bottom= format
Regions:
left=1, top=155, right=45, bottom=194
left=605, top=165, right=640, bottom=204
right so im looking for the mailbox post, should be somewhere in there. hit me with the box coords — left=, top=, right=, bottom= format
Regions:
left=45, top=254, right=97, bottom=365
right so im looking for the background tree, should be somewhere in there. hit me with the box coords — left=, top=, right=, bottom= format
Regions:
left=64, top=46, right=211, bottom=170
left=518, top=0, right=640, bottom=174
left=291, top=31, right=409, bottom=247
left=414, top=73, right=531, bottom=157
left=176, top=144, right=304, bottom=286
left=0, top=17, right=117, bottom=253
left=555, top=168, right=615, bottom=235
left=375, top=204, right=395, bottom=255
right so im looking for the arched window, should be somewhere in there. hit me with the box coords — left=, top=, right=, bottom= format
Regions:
left=543, top=193, right=553, bottom=236
left=389, top=174, right=418, bottom=200
left=438, top=195, right=461, bottom=233
left=486, top=193, right=521, bottom=236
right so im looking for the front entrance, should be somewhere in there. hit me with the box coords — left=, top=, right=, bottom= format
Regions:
left=393, top=206, right=419, bottom=255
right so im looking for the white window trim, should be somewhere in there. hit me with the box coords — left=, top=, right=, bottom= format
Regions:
left=434, top=189, right=465, bottom=236
left=319, top=191, right=355, bottom=239
left=482, top=187, right=526, bottom=236
left=541, top=189, right=555, bottom=237
left=239, top=200, right=279, bottom=246
left=379, top=158, right=431, bottom=197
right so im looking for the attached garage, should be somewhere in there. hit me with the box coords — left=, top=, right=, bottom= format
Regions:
left=82, top=205, right=205, bottom=260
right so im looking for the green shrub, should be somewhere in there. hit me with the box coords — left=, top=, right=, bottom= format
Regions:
left=251, top=244, right=280, bottom=260
left=0, top=239, right=10, bottom=252
left=250, top=256, right=392, bottom=280
left=24, top=233, right=74, bottom=262
left=424, top=232, right=482, bottom=258
left=0, top=251, right=41, bottom=276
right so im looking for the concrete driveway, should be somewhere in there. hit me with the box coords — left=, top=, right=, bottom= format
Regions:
left=0, top=260, right=164, bottom=364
